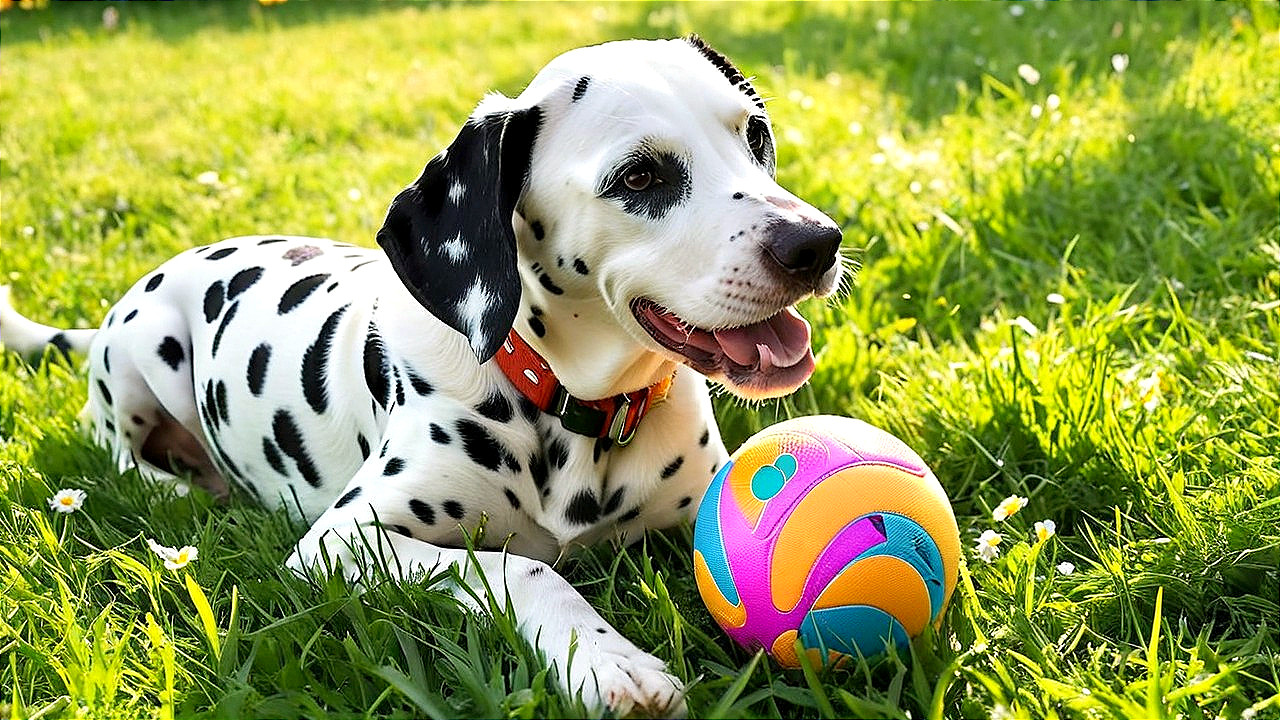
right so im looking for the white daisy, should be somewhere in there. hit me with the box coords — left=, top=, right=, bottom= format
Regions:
left=993, top=495, right=1029, bottom=522
left=1034, top=519, right=1057, bottom=541
left=48, top=488, right=86, bottom=514
left=147, top=538, right=200, bottom=570
left=1056, top=561, right=1076, bottom=575
left=975, top=529, right=1003, bottom=563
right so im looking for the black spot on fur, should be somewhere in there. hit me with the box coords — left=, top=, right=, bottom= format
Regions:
left=272, top=410, right=324, bottom=487
left=504, top=453, right=521, bottom=473
left=301, top=306, right=349, bottom=414
left=572, top=258, right=589, bottom=276
left=257, top=237, right=288, bottom=245
left=384, top=457, right=405, bottom=475
left=661, top=456, right=685, bottom=479
left=528, top=565, right=544, bottom=576
left=206, top=247, right=238, bottom=261
left=131, top=415, right=145, bottom=425
left=49, top=332, right=72, bottom=361
left=530, top=220, right=545, bottom=241
left=528, top=452, right=548, bottom=490
left=247, top=343, right=271, bottom=396
left=102, top=347, right=111, bottom=373
left=96, top=379, right=113, bottom=407
left=123, top=309, right=138, bottom=324
left=685, top=34, right=766, bottom=110
left=504, top=488, right=521, bottom=509
left=349, top=259, right=377, bottom=272
left=593, top=437, right=613, bottom=463
left=334, top=486, right=362, bottom=509
left=214, top=380, right=229, bottom=423
left=528, top=315, right=546, bottom=338
left=144, top=273, right=164, bottom=292
left=379, top=441, right=389, bottom=458
left=203, top=282, right=225, bottom=323
left=202, top=381, right=219, bottom=430
left=393, top=368, right=405, bottom=406
left=565, top=490, right=600, bottom=525
left=357, top=434, right=370, bottom=460
left=363, top=323, right=391, bottom=409
left=157, top=336, right=184, bottom=371
left=404, top=366, right=434, bottom=396
left=518, top=396, right=540, bottom=424
left=278, top=274, right=330, bottom=314
left=618, top=508, right=641, bottom=523
left=538, top=273, right=563, bottom=294
left=443, top=500, right=465, bottom=520
left=548, top=438, right=568, bottom=470
left=572, top=75, right=591, bottom=101
left=430, top=423, right=451, bottom=444
left=105, top=420, right=115, bottom=434
left=678, top=496, right=693, bottom=509
left=477, top=393, right=513, bottom=423
left=385, top=523, right=414, bottom=539
left=699, top=427, right=710, bottom=446
left=596, top=627, right=607, bottom=634
left=603, top=487, right=625, bottom=516
left=456, top=419, right=504, bottom=471
left=327, top=282, right=339, bottom=293
left=211, top=301, right=239, bottom=357
left=409, top=499, right=436, bottom=525
left=532, top=263, right=564, bottom=295
left=227, top=266, right=264, bottom=300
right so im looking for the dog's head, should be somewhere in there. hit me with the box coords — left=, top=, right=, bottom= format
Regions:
left=378, top=37, right=842, bottom=401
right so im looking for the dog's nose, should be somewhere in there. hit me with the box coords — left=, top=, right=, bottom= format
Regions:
left=763, top=222, right=842, bottom=285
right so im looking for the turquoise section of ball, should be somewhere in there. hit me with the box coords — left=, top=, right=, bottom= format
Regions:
left=749, top=452, right=796, bottom=500
left=694, top=461, right=739, bottom=605
left=847, top=512, right=948, bottom=621
left=799, top=605, right=910, bottom=660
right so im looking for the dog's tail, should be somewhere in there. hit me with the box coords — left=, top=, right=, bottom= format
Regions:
left=0, top=285, right=97, bottom=362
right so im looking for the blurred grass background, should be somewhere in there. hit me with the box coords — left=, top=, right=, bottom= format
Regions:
left=2, top=2, right=1278, bottom=718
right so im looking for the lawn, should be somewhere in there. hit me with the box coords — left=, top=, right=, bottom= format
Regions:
left=1, top=1, right=1278, bottom=718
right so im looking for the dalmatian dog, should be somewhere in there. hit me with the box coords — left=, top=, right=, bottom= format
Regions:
left=0, top=37, right=842, bottom=716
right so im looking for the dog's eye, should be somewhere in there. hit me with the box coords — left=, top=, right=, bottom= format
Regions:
left=623, top=169, right=655, bottom=192
left=745, top=115, right=773, bottom=167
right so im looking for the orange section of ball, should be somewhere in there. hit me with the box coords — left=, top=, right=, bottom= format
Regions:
left=769, top=462, right=960, bottom=617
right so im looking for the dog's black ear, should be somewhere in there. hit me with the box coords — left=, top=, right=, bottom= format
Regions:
left=377, top=104, right=542, bottom=362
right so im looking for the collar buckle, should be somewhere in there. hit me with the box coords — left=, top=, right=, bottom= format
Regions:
left=608, top=395, right=638, bottom=446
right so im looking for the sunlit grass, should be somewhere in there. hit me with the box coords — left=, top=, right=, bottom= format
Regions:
left=2, top=1, right=1278, bottom=718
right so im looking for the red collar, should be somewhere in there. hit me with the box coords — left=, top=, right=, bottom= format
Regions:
left=493, top=329, right=674, bottom=446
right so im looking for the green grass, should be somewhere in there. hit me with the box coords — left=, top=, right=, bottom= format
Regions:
left=2, top=1, right=1278, bottom=718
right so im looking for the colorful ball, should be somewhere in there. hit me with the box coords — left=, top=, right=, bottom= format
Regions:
left=692, top=415, right=959, bottom=667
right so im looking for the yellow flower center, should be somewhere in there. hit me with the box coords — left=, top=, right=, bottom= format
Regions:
left=60, top=496, right=74, bottom=505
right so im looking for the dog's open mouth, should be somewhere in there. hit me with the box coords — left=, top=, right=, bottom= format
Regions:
left=631, top=298, right=815, bottom=397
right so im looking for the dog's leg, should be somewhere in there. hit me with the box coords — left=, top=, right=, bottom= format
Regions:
left=288, top=516, right=687, bottom=716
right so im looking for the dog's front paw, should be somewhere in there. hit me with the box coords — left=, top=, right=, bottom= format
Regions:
left=566, top=630, right=687, bottom=718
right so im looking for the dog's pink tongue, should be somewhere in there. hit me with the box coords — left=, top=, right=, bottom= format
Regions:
left=713, top=308, right=812, bottom=368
